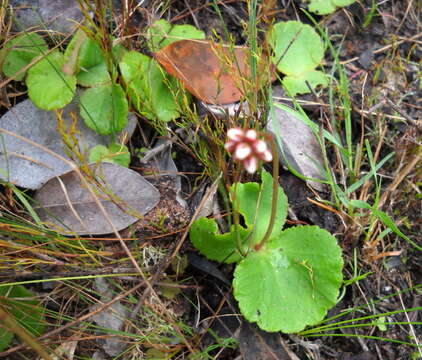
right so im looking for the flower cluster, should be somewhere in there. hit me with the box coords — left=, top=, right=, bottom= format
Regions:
left=224, top=128, right=273, bottom=174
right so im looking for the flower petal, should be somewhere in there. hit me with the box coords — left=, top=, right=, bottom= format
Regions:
left=259, top=150, right=273, bottom=162
left=234, top=143, right=251, bottom=160
left=253, top=139, right=268, bottom=154
left=227, top=128, right=244, bottom=142
left=244, top=156, right=258, bottom=174
left=245, top=129, right=258, bottom=141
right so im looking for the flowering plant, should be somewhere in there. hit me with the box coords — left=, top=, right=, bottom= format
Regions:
left=189, top=129, right=344, bottom=333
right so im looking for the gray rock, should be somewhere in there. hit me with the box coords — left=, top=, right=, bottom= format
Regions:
left=9, top=0, right=83, bottom=34
left=0, top=98, right=137, bottom=189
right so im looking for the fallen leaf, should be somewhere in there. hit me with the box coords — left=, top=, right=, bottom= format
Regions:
left=267, top=102, right=327, bottom=191
left=0, top=98, right=136, bottom=190
left=34, top=162, right=160, bottom=235
left=155, top=39, right=252, bottom=104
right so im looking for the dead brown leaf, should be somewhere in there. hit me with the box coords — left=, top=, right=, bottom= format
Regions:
left=155, top=39, right=255, bottom=104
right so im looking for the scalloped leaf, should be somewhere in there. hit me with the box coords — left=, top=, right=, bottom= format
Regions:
left=147, top=19, right=205, bottom=51
left=282, top=69, right=327, bottom=96
left=230, top=170, right=288, bottom=245
left=233, top=226, right=343, bottom=333
left=80, top=83, right=128, bottom=135
left=2, top=33, right=48, bottom=81
left=76, top=37, right=110, bottom=87
left=26, top=51, right=76, bottom=110
left=119, top=51, right=180, bottom=122
left=89, top=143, right=130, bottom=167
left=308, top=0, right=356, bottom=15
left=268, top=21, right=324, bottom=77
left=189, top=217, right=250, bottom=263
left=0, top=285, right=45, bottom=351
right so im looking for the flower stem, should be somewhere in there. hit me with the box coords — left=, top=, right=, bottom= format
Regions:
left=231, top=163, right=248, bottom=257
left=255, top=135, right=279, bottom=251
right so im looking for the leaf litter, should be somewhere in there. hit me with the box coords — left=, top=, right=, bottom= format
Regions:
left=33, top=162, right=160, bottom=235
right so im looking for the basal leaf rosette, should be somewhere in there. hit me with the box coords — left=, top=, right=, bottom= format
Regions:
left=233, top=226, right=343, bottom=333
left=89, top=143, right=130, bottom=167
left=282, top=70, right=327, bottom=96
left=26, top=51, right=76, bottom=110
left=268, top=21, right=327, bottom=95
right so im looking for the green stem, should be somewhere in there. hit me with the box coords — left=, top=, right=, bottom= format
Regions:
left=232, top=166, right=248, bottom=257
left=255, top=136, right=279, bottom=251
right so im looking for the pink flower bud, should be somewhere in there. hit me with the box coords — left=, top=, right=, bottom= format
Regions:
left=253, top=140, right=268, bottom=154
left=244, top=156, right=258, bottom=174
left=227, top=128, right=244, bottom=142
left=234, top=143, right=251, bottom=160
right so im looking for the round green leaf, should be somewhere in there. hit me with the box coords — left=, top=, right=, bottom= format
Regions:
left=26, top=51, right=76, bottom=110
left=76, top=37, right=110, bottom=87
left=282, top=70, right=327, bottom=96
left=230, top=170, right=288, bottom=245
left=78, top=37, right=104, bottom=69
left=119, top=51, right=180, bottom=122
left=268, top=21, right=324, bottom=77
left=89, top=143, right=130, bottom=167
left=89, top=144, right=109, bottom=161
left=77, top=61, right=110, bottom=87
left=233, top=226, right=343, bottom=333
left=80, top=83, right=128, bottom=135
left=190, top=217, right=250, bottom=263
left=147, top=19, right=205, bottom=51
left=2, top=33, right=48, bottom=81
left=309, top=0, right=356, bottom=15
